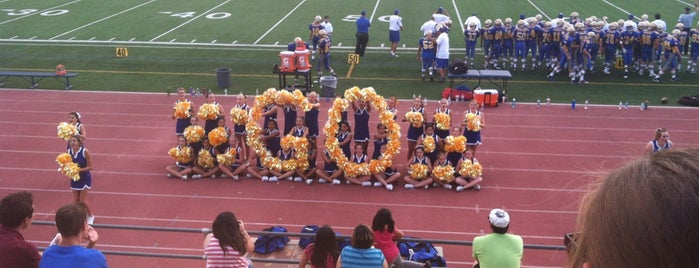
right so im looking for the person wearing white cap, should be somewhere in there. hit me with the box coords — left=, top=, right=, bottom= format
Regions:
left=472, top=209, right=523, bottom=268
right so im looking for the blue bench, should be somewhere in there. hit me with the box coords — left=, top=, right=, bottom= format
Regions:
left=448, top=69, right=512, bottom=91
left=0, top=70, right=79, bottom=90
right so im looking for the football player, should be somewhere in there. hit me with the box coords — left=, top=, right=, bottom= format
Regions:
left=464, top=23, right=480, bottom=68
left=418, top=31, right=437, bottom=81
left=652, top=30, right=683, bottom=82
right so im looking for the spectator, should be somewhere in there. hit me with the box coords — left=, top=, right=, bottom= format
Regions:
left=678, top=2, right=699, bottom=54
left=0, top=191, right=40, bottom=268
left=204, top=211, right=254, bottom=268
left=371, top=208, right=429, bottom=268
left=472, top=209, right=523, bottom=268
left=388, top=9, right=403, bottom=57
left=566, top=148, right=699, bottom=267
left=299, top=225, right=339, bottom=268
left=336, top=224, right=388, bottom=268
left=39, top=203, right=107, bottom=268
left=355, top=11, right=370, bottom=57
left=643, top=128, right=673, bottom=154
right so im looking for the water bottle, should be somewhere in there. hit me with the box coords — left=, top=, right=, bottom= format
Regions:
left=256, top=88, right=259, bottom=96
left=624, top=101, right=629, bottom=109
left=501, top=95, right=507, bottom=103
left=418, top=93, right=422, bottom=99
left=536, top=99, right=541, bottom=108
left=584, top=99, right=589, bottom=110
left=511, top=98, right=517, bottom=108
left=412, top=93, right=416, bottom=99
left=545, top=97, right=551, bottom=107
left=224, top=89, right=228, bottom=95
left=571, top=99, right=576, bottom=110
left=195, top=87, right=201, bottom=96
left=640, top=102, right=644, bottom=110
left=189, top=86, right=195, bottom=96
left=618, top=101, right=623, bottom=109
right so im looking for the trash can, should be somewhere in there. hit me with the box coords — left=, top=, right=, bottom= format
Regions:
left=216, top=68, right=230, bottom=89
left=319, top=76, right=337, bottom=100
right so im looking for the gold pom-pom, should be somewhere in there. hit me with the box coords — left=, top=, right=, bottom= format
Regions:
left=61, top=162, right=81, bottom=181
left=229, top=107, right=248, bottom=125
left=405, top=111, right=424, bottom=128
left=197, top=150, right=215, bottom=169
left=459, top=159, right=473, bottom=176
left=422, top=136, right=436, bottom=153
left=183, top=125, right=205, bottom=143
left=408, top=163, right=429, bottom=180
left=197, top=103, right=219, bottom=120
left=56, top=153, right=72, bottom=166
left=444, top=135, right=467, bottom=153
left=208, top=127, right=228, bottom=147
left=470, top=162, right=483, bottom=177
left=466, top=113, right=481, bottom=132
left=433, top=113, right=451, bottom=130
left=57, top=122, right=78, bottom=141
left=174, top=101, right=191, bottom=119
left=432, top=165, right=455, bottom=182
left=368, top=159, right=386, bottom=174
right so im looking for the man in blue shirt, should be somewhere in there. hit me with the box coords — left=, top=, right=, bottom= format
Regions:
left=355, top=11, right=371, bottom=57
left=40, top=203, right=107, bottom=268
left=678, top=1, right=699, bottom=54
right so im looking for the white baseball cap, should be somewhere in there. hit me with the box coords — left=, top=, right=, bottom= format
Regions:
left=489, top=209, right=510, bottom=228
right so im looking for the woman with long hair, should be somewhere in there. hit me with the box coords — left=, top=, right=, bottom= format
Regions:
left=204, top=211, right=254, bottom=268
left=299, top=225, right=339, bottom=268
left=371, top=208, right=429, bottom=268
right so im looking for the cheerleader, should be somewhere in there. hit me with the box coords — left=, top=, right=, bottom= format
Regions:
left=262, top=102, right=278, bottom=129
left=247, top=153, right=271, bottom=182
left=346, top=144, right=372, bottom=186
left=304, top=92, right=321, bottom=142
left=460, top=100, right=485, bottom=158
left=184, top=116, right=203, bottom=154
left=316, top=145, right=344, bottom=185
left=269, top=146, right=295, bottom=182
left=433, top=98, right=452, bottom=139
left=67, top=135, right=95, bottom=224
left=430, top=152, right=455, bottom=189
left=68, top=111, right=87, bottom=141
left=372, top=144, right=401, bottom=191
left=371, top=123, right=388, bottom=160
left=454, top=149, right=483, bottom=191
left=281, top=103, right=297, bottom=136
left=403, top=146, right=433, bottom=189
left=171, top=88, right=192, bottom=137
left=166, top=135, right=194, bottom=181
left=298, top=139, right=318, bottom=185
left=337, top=121, right=353, bottom=158
left=291, top=116, right=309, bottom=139
left=260, top=120, right=281, bottom=157
left=201, top=92, right=224, bottom=135
left=446, top=127, right=464, bottom=166
left=644, top=128, right=673, bottom=154
left=214, top=116, right=232, bottom=154
left=192, top=137, right=220, bottom=179
left=403, top=97, right=425, bottom=161
left=417, top=124, right=440, bottom=164
left=232, top=94, right=250, bottom=158
left=387, top=96, right=398, bottom=120
left=218, top=136, right=249, bottom=181
left=352, top=99, right=371, bottom=154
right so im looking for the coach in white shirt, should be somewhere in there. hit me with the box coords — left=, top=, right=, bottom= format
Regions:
left=321, top=15, right=333, bottom=37
left=389, top=9, right=403, bottom=57
left=435, top=26, right=450, bottom=83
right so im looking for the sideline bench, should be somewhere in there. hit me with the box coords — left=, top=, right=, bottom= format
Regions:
left=0, top=70, right=79, bottom=90
left=448, top=69, right=512, bottom=91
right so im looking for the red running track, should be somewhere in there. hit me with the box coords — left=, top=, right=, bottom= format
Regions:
left=1, top=89, right=698, bottom=267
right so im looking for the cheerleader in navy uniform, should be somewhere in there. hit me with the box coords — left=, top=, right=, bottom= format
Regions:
left=430, top=152, right=455, bottom=190
left=403, top=97, right=425, bottom=161
left=372, top=144, right=401, bottom=191
left=433, top=98, right=452, bottom=139
left=299, top=140, right=318, bottom=185
left=644, top=128, right=673, bottom=154
left=171, top=88, right=192, bottom=137
left=214, top=116, right=232, bottom=154
left=337, top=121, right=354, bottom=158
left=346, top=144, right=372, bottom=186
left=184, top=117, right=203, bottom=154
left=67, top=135, right=95, bottom=224
left=352, top=99, right=371, bottom=154
left=166, top=135, right=194, bottom=180
left=304, top=92, right=321, bottom=142
left=403, top=146, right=433, bottom=189
left=417, top=124, right=440, bottom=164
left=247, top=152, right=272, bottom=182
left=281, top=103, right=297, bottom=136
left=291, top=116, right=309, bottom=139
left=387, top=96, right=398, bottom=120
left=460, top=100, right=485, bottom=158
left=68, top=111, right=87, bottom=141
left=269, top=146, right=295, bottom=182
left=260, top=120, right=281, bottom=157
left=218, top=136, right=249, bottom=181
left=446, top=126, right=464, bottom=165
left=371, top=123, right=388, bottom=160
left=232, top=94, right=250, bottom=158
left=262, top=102, right=278, bottom=129
left=202, top=92, right=224, bottom=135
left=191, top=137, right=220, bottom=179
left=455, top=149, right=483, bottom=191
left=316, top=141, right=344, bottom=184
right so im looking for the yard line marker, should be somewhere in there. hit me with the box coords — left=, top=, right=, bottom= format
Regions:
left=69, top=37, right=75, bottom=40
left=211, top=40, right=217, bottom=44
left=233, top=40, right=237, bottom=44
left=150, top=0, right=231, bottom=42
left=337, top=42, right=342, bottom=47
left=676, top=0, right=694, bottom=6
left=129, top=38, right=135, bottom=41
left=451, top=0, right=465, bottom=34
left=10, top=36, right=17, bottom=39
left=190, top=39, right=197, bottom=43
left=89, top=37, right=96, bottom=41
left=29, top=36, right=37, bottom=40
left=274, top=41, right=279, bottom=45
left=109, top=37, right=115, bottom=41
left=526, top=0, right=551, bottom=21
left=253, top=0, right=306, bottom=44
left=169, top=39, right=176, bottom=42
left=50, top=0, right=156, bottom=40
left=0, top=0, right=81, bottom=25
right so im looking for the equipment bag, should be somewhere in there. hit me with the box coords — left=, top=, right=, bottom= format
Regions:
left=253, top=226, right=290, bottom=254
left=449, top=59, right=468, bottom=74
left=298, top=225, right=320, bottom=249
left=397, top=237, right=447, bottom=266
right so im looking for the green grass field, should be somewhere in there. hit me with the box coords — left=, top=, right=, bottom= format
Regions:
left=1, top=0, right=698, bottom=106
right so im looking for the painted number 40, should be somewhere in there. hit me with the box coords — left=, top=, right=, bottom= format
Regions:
left=161, top=11, right=231, bottom=19
left=2, top=9, right=69, bottom=16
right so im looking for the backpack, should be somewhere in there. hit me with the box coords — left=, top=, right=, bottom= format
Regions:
left=253, top=226, right=290, bottom=254
left=298, top=225, right=320, bottom=249
left=449, top=60, right=468, bottom=74
left=398, top=238, right=447, bottom=267
left=678, top=95, right=699, bottom=107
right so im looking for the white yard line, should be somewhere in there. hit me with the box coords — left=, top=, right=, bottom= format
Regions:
left=0, top=0, right=82, bottom=25
left=601, top=0, right=637, bottom=19
left=526, top=0, right=551, bottom=21
left=253, top=0, right=306, bottom=44
left=50, top=0, right=156, bottom=40
left=451, top=0, right=465, bottom=35
left=368, top=0, right=381, bottom=24
left=150, top=0, right=230, bottom=42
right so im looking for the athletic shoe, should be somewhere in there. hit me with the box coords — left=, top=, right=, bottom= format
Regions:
left=404, top=184, right=414, bottom=189
left=652, top=77, right=660, bottom=83
left=293, top=177, right=302, bottom=182
left=166, top=173, right=172, bottom=178
left=443, top=184, right=453, bottom=190
left=220, top=174, right=228, bottom=178
left=332, top=179, right=341, bottom=185
left=318, top=178, right=327, bottom=184
left=306, top=179, right=313, bottom=185
left=192, top=174, right=202, bottom=179
left=386, top=184, right=394, bottom=191
left=361, top=181, right=372, bottom=187
left=261, top=176, right=269, bottom=182
left=269, top=176, right=279, bottom=182
left=181, top=175, right=188, bottom=181
left=233, top=175, right=239, bottom=181
left=286, top=177, right=293, bottom=181
left=87, top=215, right=95, bottom=225
left=246, top=173, right=252, bottom=178
left=456, top=186, right=465, bottom=192
left=474, top=184, right=482, bottom=191
left=373, top=182, right=383, bottom=187
left=210, top=174, right=216, bottom=178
